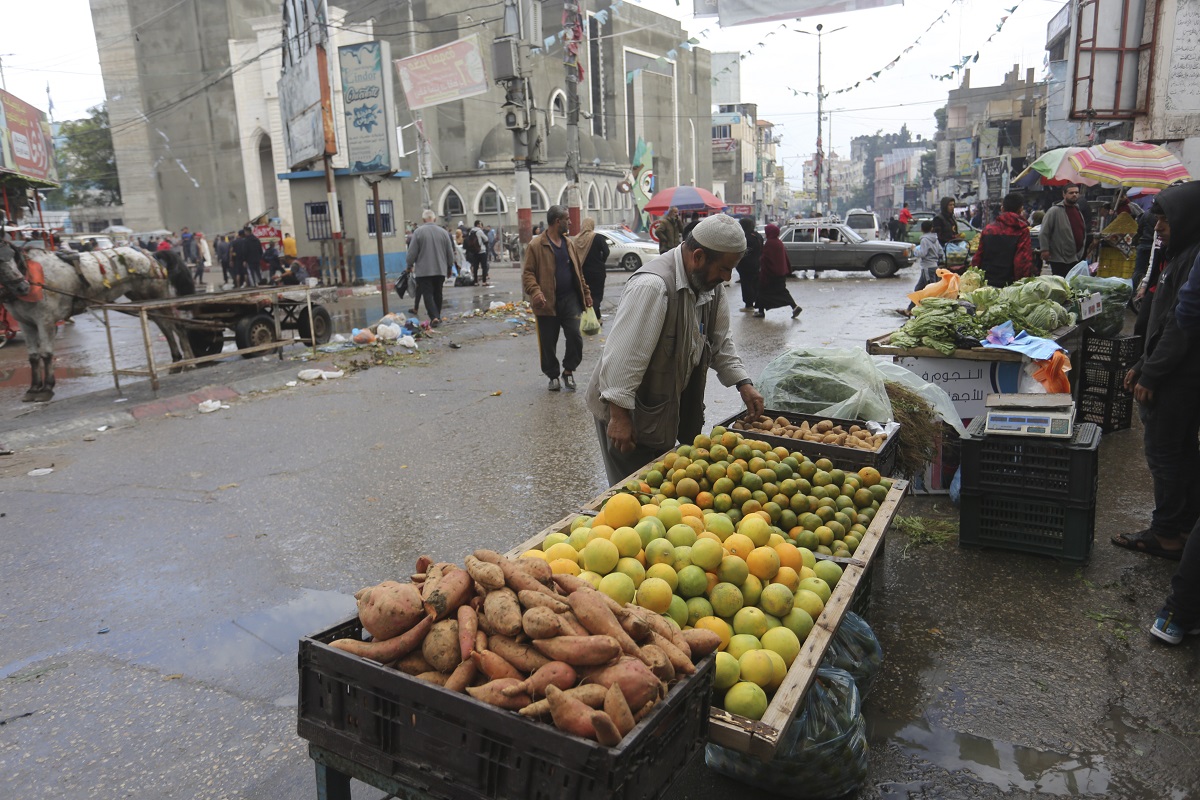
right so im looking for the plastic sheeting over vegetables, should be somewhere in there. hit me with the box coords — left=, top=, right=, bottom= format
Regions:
left=758, top=348, right=892, bottom=422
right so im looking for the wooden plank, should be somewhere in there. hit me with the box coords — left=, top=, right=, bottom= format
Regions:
left=867, top=325, right=1080, bottom=363
left=706, top=480, right=906, bottom=760
left=503, top=513, right=578, bottom=559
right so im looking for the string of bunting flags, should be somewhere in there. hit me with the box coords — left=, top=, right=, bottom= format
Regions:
left=930, top=2, right=1022, bottom=81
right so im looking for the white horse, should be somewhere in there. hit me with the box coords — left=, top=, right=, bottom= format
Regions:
left=0, top=243, right=197, bottom=402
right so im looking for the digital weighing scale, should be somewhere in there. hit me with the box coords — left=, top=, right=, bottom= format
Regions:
left=983, top=393, right=1076, bottom=438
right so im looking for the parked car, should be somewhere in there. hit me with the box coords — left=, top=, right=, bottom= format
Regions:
left=60, top=234, right=116, bottom=251
left=595, top=228, right=661, bottom=271
left=844, top=208, right=883, bottom=240
left=778, top=220, right=915, bottom=278
left=904, top=212, right=980, bottom=245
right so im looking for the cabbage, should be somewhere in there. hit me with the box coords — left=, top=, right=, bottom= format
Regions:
left=958, top=266, right=986, bottom=295
left=1024, top=300, right=1070, bottom=334
left=964, top=286, right=1001, bottom=310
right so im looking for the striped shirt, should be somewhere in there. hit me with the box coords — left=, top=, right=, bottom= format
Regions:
left=595, top=247, right=750, bottom=410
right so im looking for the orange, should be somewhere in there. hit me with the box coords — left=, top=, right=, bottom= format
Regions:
left=682, top=515, right=705, bottom=535
left=592, top=510, right=607, bottom=527
left=858, top=466, right=881, bottom=487
left=695, top=491, right=714, bottom=510
left=771, top=566, right=801, bottom=592
left=695, top=616, right=733, bottom=651
left=676, top=478, right=700, bottom=499
left=725, top=533, right=756, bottom=559
left=774, top=542, right=803, bottom=572
left=587, top=524, right=615, bottom=541
left=641, top=503, right=661, bottom=518
left=706, top=571, right=720, bottom=593
left=746, top=546, right=781, bottom=581
left=678, top=502, right=703, bottom=519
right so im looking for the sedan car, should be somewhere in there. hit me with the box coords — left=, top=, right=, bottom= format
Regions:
left=904, top=213, right=980, bottom=245
left=778, top=221, right=915, bottom=278
left=595, top=228, right=661, bottom=271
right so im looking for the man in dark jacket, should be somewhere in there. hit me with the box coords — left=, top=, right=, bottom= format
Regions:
left=241, top=228, right=264, bottom=286
left=1114, top=181, right=1200, bottom=569
left=970, top=192, right=1034, bottom=287
left=1039, top=184, right=1088, bottom=277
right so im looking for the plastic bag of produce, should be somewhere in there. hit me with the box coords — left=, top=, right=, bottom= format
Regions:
left=873, top=360, right=968, bottom=436
left=1069, top=274, right=1132, bottom=337
left=821, top=613, right=884, bottom=698
left=906, top=268, right=960, bottom=306
left=758, top=347, right=892, bottom=422
left=705, top=667, right=869, bottom=799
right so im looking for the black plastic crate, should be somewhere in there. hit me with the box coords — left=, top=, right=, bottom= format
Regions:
left=716, top=409, right=900, bottom=476
left=1078, top=387, right=1134, bottom=433
left=1082, top=332, right=1142, bottom=369
left=959, top=418, right=1101, bottom=502
left=1079, top=362, right=1127, bottom=395
left=959, top=489, right=1095, bottom=563
left=297, top=617, right=715, bottom=800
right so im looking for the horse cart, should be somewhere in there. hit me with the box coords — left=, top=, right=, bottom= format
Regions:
left=100, top=285, right=337, bottom=395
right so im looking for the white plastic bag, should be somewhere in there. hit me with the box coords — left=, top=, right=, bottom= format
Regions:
left=873, top=359, right=967, bottom=436
left=376, top=323, right=402, bottom=341
left=758, top=347, right=892, bottom=422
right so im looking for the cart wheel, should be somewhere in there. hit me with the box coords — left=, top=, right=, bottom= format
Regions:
left=187, top=330, right=225, bottom=358
left=234, top=312, right=280, bottom=357
left=298, top=305, right=333, bottom=345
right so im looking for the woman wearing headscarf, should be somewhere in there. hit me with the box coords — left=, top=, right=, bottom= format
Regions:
left=572, top=217, right=610, bottom=320
left=736, top=216, right=762, bottom=312
left=931, top=196, right=964, bottom=247
left=754, top=224, right=801, bottom=319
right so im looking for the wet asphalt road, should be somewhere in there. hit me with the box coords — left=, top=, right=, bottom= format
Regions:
left=1, top=262, right=1197, bottom=799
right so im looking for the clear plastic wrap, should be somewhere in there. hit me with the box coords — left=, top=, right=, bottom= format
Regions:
left=820, top=613, right=884, bottom=699
left=758, top=347, right=893, bottom=422
left=704, top=667, right=869, bottom=799
left=1070, top=274, right=1132, bottom=337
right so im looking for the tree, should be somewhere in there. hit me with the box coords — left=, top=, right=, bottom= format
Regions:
left=45, top=104, right=121, bottom=209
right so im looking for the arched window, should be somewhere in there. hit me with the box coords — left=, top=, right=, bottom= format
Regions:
left=530, top=183, right=548, bottom=212
left=587, top=184, right=599, bottom=212
left=602, top=185, right=612, bottom=210
left=550, top=91, right=567, bottom=126
left=478, top=185, right=506, bottom=214
left=442, top=188, right=465, bottom=218
left=559, top=185, right=569, bottom=207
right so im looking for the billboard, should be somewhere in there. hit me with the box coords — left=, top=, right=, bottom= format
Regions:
left=394, top=35, right=490, bottom=111
left=0, top=89, right=59, bottom=185
left=694, top=0, right=902, bottom=26
left=954, top=138, right=974, bottom=177
left=338, top=41, right=400, bottom=174
left=279, top=0, right=336, bottom=169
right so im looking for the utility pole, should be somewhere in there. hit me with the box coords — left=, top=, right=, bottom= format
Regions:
left=753, top=107, right=763, bottom=221
left=407, top=1, right=433, bottom=212
left=826, top=110, right=833, bottom=216
left=564, top=0, right=583, bottom=234
left=501, top=0, right=533, bottom=247
left=816, top=24, right=823, bottom=215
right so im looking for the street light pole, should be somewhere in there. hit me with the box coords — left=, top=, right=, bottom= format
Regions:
left=796, top=25, right=845, bottom=216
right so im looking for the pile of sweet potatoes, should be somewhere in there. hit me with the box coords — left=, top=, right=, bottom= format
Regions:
left=329, top=549, right=720, bottom=747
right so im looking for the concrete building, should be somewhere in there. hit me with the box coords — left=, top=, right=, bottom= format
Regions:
left=802, top=151, right=864, bottom=215
left=874, top=146, right=929, bottom=215
left=711, top=103, right=759, bottom=210
left=90, top=0, right=713, bottom=280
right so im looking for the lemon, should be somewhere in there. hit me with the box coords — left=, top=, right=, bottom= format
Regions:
left=737, top=650, right=775, bottom=688
left=714, top=652, right=741, bottom=690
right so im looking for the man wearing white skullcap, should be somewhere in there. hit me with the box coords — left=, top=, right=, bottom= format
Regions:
left=585, top=214, right=765, bottom=485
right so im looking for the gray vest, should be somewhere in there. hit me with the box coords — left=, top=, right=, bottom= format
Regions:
left=586, top=250, right=722, bottom=452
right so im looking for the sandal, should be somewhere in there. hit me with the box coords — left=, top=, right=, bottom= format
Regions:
left=1110, top=530, right=1184, bottom=561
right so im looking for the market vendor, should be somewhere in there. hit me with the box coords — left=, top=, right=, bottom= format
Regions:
left=585, top=214, right=765, bottom=485
left=970, top=192, right=1034, bottom=288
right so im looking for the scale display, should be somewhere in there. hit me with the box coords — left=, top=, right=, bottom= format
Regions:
left=984, top=411, right=1074, bottom=437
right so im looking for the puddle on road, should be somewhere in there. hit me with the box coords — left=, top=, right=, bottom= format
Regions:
left=869, top=715, right=1111, bottom=796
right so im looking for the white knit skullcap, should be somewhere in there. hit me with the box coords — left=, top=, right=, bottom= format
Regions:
left=690, top=214, right=747, bottom=253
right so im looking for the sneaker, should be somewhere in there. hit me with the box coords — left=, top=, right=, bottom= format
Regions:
left=562, top=374, right=577, bottom=392
left=753, top=310, right=765, bottom=318
left=548, top=377, right=561, bottom=392
left=792, top=305, right=803, bottom=319
left=740, top=305, right=754, bottom=313
left=1151, top=611, right=1200, bottom=645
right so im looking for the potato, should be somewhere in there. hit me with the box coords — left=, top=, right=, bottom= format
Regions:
left=421, top=619, right=461, bottom=673
left=354, top=581, right=425, bottom=641
left=484, top=588, right=523, bottom=637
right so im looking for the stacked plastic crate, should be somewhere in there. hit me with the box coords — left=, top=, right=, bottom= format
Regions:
left=959, top=418, right=1102, bottom=562
left=1077, top=332, right=1142, bottom=432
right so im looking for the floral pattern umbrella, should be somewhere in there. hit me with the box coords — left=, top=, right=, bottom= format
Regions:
left=1012, top=147, right=1097, bottom=187
left=1068, top=141, right=1192, bottom=189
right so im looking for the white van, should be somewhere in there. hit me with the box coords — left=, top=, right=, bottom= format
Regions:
left=844, top=209, right=882, bottom=240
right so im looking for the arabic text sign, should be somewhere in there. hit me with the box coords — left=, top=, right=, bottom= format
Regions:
left=394, top=35, right=489, bottom=111
left=339, top=41, right=399, bottom=174
left=0, top=89, right=59, bottom=185
left=896, top=357, right=1020, bottom=421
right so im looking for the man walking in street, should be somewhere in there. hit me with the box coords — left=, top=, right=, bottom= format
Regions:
left=241, top=227, right=264, bottom=286
left=1039, top=184, right=1088, bottom=277
left=898, top=201, right=913, bottom=238
left=230, top=230, right=249, bottom=288
left=970, top=192, right=1034, bottom=288
left=654, top=207, right=683, bottom=254
left=406, top=209, right=457, bottom=327
left=522, top=205, right=592, bottom=393
left=466, top=219, right=491, bottom=287
left=585, top=214, right=765, bottom=485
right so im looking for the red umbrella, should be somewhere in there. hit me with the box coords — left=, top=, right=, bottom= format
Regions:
left=643, top=186, right=727, bottom=215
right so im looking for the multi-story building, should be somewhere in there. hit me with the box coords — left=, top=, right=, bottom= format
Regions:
left=803, top=151, right=864, bottom=215
left=874, top=146, right=929, bottom=215
left=711, top=102, right=759, bottom=210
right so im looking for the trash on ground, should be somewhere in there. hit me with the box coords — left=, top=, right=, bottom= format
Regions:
left=298, top=369, right=345, bottom=381
left=198, top=399, right=223, bottom=413
left=27, top=468, right=54, bottom=477
left=285, top=380, right=298, bottom=387
left=398, top=335, right=417, bottom=349
left=96, top=426, right=109, bottom=432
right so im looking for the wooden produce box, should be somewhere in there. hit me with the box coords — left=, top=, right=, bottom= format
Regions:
left=715, top=409, right=900, bottom=477
left=506, top=473, right=907, bottom=761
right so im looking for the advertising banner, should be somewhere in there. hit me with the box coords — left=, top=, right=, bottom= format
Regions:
left=727, top=204, right=753, bottom=215
left=0, top=89, right=59, bottom=185
left=394, top=35, right=489, bottom=111
left=279, top=0, right=335, bottom=169
left=338, top=41, right=400, bottom=174
left=954, top=138, right=974, bottom=177
left=694, top=0, right=902, bottom=26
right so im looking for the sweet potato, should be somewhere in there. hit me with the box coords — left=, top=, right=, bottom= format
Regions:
left=457, top=605, right=478, bottom=662
left=514, top=557, right=553, bottom=582
left=467, top=678, right=531, bottom=710
left=355, top=581, right=425, bottom=640
left=488, top=635, right=551, bottom=673
left=471, top=649, right=524, bottom=681
left=638, top=644, right=675, bottom=683
left=604, top=682, right=635, bottom=736
left=421, top=562, right=447, bottom=600
left=634, top=698, right=658, bottom=722
left=424, top=568, right=474, bottom=621
left=465, top=555, right=505, bottom=590
left=679, top=628, right=722, bottom=659
left=546, top=685, right=598, bottom=739
left=522, top=606, right=567, bottom=639
left=501, top=661, right=577, bottom=698
left=475, top=630, right=488, bottom=653
left=444, top=658, right=478, bottom=693
left=471, top=549, right=505, bottom=565
left=329, top=615, right=433, bottom=663
left=422, top=619, right=461, bottom=673
left=532, top=635, right=622, bottom=666
left=415, top=671, right=449, bottom=686
left=620, top=612, right=651, bottom=643
left=483, top=588, right=523, bottom=637
left=415, top=555, right=433, bottom=575
left=583, top=656, right=665, bottom=712
left=392, top=651, right=433, bottom=676
left=625, top=604, right=691, bottom=659
left=550, top=573, right=596, bottom=594
left=648, top=631, right=695, bottom=676
left=558, top=611, right=591, bottom=637
left=519, top=684, right=608, bottom=717
left=518, top=590, right=570, bottom=613
left=567, top=591, right=641, bottom=657
left=591, top=711, right=623, bottom=747
left=500, top=560, right=557, bottom=596
left=475, top=608, right=497, bottom=635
